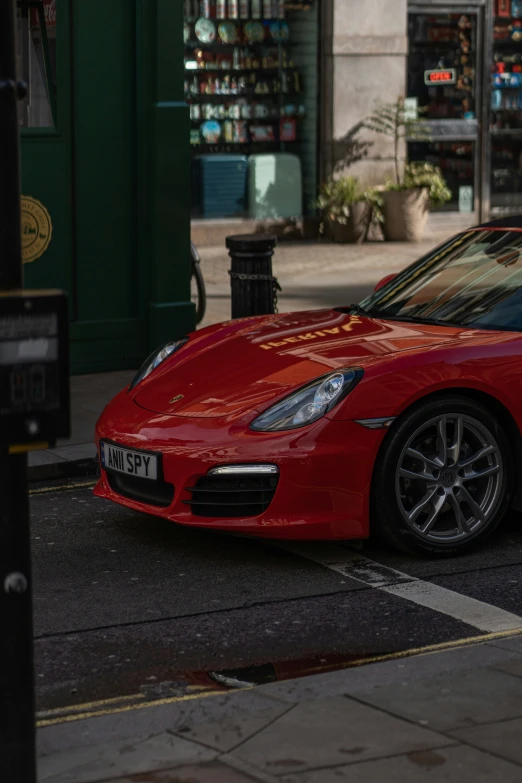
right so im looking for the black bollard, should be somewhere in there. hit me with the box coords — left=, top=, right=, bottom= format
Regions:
left=226, top=234, right=281, bottom=319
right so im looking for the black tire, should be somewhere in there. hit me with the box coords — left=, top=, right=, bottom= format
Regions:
left=191, top=242, right=206, bottom=325
left=371, top=396, right=513, bottom=557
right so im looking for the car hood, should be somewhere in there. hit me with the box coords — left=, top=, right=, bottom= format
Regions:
left=133, top=309, right=466, bottom=419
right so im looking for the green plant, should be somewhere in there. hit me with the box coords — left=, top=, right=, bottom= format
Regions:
left=317, top=176, right=365, bottom=225
left=363, top=96, right=429, bottom=185
left=386, top=162, right=452, bottom=207
left=364, top=186, right=384, bottom=224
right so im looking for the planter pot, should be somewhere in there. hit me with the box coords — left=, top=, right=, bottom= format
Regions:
left=302, top=216, right=322, bottom=241
left=330, top=202, right=371, bottom=244
left=382, top=188, right=430, bottom=242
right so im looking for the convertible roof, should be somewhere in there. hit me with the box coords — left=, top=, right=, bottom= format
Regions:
left=478, top=215, right=522, bottom=229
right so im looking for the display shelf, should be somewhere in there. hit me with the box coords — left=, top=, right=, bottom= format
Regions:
left=186, top=5, right=313, bottom=221
left=491, top=127, right=522, bottom=134
left=190, top=117, right=303, bottom=125
left=185, top=40, right=289, bottom=49
left=185, top=66, right=296, bottom=74
left=186, top=91, right=302, bottom=99
left=184, top=17, right=289, bottom=24
left=190, top=141, right=295, bottom=152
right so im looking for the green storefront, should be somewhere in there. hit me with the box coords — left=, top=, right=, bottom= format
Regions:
left=17, top=0, right=194, bottom=374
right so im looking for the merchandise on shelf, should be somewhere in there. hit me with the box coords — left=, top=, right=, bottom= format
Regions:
left=185, top=6, right=304, bottom=149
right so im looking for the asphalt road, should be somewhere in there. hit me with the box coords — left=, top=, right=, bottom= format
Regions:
left=31, top=479, right=522, bottom=713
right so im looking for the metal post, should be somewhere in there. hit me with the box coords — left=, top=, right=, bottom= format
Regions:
left=226, top=234, right=280, bottom=319
left=0, top=1, right=36, bottom=781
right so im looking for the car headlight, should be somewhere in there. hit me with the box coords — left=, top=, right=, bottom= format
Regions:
left=250, top=368, right=363, bottom=432
left=129, top=339, right=188, bottom=391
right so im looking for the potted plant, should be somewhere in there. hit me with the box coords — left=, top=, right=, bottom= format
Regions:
left=363, top=97, right=451, bottom=241
left=317, top=176, right=382, bottom=244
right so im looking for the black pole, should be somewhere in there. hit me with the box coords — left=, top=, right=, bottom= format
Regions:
left=0, top=1, right=36, bottom=781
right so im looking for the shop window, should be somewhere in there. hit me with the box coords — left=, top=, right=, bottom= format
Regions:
left=407, top=10, right=478, bottom=213
left=409, top=141, right=475, bottom=212
left=491, top=1, right=522, bottom=209
left=16, top=0, right=57, bottom=129
left=408, top=13, right=477, bottom=122
left=184, top=1, right=318, bottom=219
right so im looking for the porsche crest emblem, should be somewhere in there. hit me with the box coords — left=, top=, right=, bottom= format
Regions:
left=169, top=394, right=184, bottom=404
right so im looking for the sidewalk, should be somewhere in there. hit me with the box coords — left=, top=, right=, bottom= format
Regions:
left=38, top=631, right=522, bottom=782
left=29, top=230, right=458, bottom=483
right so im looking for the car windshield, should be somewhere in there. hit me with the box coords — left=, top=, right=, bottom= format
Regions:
left=358, top=229, right=522, bottom=331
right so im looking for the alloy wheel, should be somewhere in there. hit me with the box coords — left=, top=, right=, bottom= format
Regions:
left=395, top=413, right=503, bottom=544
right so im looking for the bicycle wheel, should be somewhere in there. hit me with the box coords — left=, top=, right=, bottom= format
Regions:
left=191, top=242, right=207, bottom=325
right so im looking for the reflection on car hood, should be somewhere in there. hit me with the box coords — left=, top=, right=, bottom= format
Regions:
left=133, top=309, right=466, bottom=418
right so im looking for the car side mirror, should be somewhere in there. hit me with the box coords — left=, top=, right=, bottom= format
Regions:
left=374, top=273, right=397, bottom=292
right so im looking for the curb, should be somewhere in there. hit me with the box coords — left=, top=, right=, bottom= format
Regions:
left=28, top=444, right=98, bottom=484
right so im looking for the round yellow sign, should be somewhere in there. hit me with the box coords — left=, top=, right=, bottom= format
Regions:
left=21, top=196, right=52, bottom=263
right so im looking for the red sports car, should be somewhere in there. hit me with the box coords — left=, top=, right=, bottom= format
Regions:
left=95, top=218, right=522, bottom=556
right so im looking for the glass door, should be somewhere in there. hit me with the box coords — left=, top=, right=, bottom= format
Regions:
left=490, top=0, right=522, bottom=213
left=407, top=3, right=486, bottom=218
left=16, top=0, right=57, bottom=128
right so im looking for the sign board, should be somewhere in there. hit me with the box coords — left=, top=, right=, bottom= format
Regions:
left=459, top=186, right=474, bottom=213
left=0, top=291, right=69, bottom=446
left=404, top=97, right=418, bottom=121
left=30, top=0, right=56, bottom=29
left=20, top=196, right=52, bottom=263
left=424, top=68, right=457, bottom=86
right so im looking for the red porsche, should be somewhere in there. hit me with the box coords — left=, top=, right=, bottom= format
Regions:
left=95, top=218, right=522, bottom=556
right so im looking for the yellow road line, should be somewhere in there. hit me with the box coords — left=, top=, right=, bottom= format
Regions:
left=297, top=626, right=522, bottom=678
left=37, top=627, right=522, bottom=729
left=30, top=481, right=96, bottom=496
left=37, top=684, right=214, bottom=719
left=37, top=691, right=146, bottom=718
left=37, top=688, right=227, bottom=728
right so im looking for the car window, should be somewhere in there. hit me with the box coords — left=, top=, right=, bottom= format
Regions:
left=360, top=230, right=522, bottom=331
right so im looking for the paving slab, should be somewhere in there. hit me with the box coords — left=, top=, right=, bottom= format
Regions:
left=488, top=636, right=522, bottom=655
left=227, top=695, right=451, bottom=776
left=38, top=690, right=286, bottom=758
left=28, top=371, right=134, bottom=482
left=490, top=657, right=522, bottom=680
left=255, top=641, right=522, bottom=705
left=280, top=744, right=522, bottom=783
left=173, top=703, right=293, bottom=753
left=38, top=731, right=217, bottom=783
left=108, top=761, right=268, bottom=782
left=355, top=667, right=522, bottom=732
left=449, top=717, right=522, bottom=767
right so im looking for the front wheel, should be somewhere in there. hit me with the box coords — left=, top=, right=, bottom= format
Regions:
left=372, top=397, right=512, bottom=556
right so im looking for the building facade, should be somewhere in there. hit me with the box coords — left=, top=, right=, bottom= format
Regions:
left=18, top=1, right=522, bottom=374
left=188, top=0, right=522, bottom=229
left=17, top=0, right=193, bottom=374
left=325, top=0, right=522, bottom=224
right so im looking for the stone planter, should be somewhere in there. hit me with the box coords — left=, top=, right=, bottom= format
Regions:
left=330, top=202, right=371, bottom=244
left=382, top=188, right=430, bottom=242
left=302, top=216, right=322, bottom=241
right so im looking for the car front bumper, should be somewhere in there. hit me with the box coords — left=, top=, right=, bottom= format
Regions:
left=93, top=389, right=385, bottom=540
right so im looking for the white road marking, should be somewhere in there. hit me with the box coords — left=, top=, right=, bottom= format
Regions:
left=279, top=542, right=522, bottom=634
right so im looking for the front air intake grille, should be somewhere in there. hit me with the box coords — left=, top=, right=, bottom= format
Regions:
left=186, top=474, right=279, bottom=518
left=107, top=471, right=174, bottom=508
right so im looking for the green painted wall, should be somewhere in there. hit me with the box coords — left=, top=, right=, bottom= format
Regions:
left=20, top=0, right=194, bottom=375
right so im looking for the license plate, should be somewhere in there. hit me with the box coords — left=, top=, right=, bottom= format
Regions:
left=100, top=442, right=158, bottom=481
